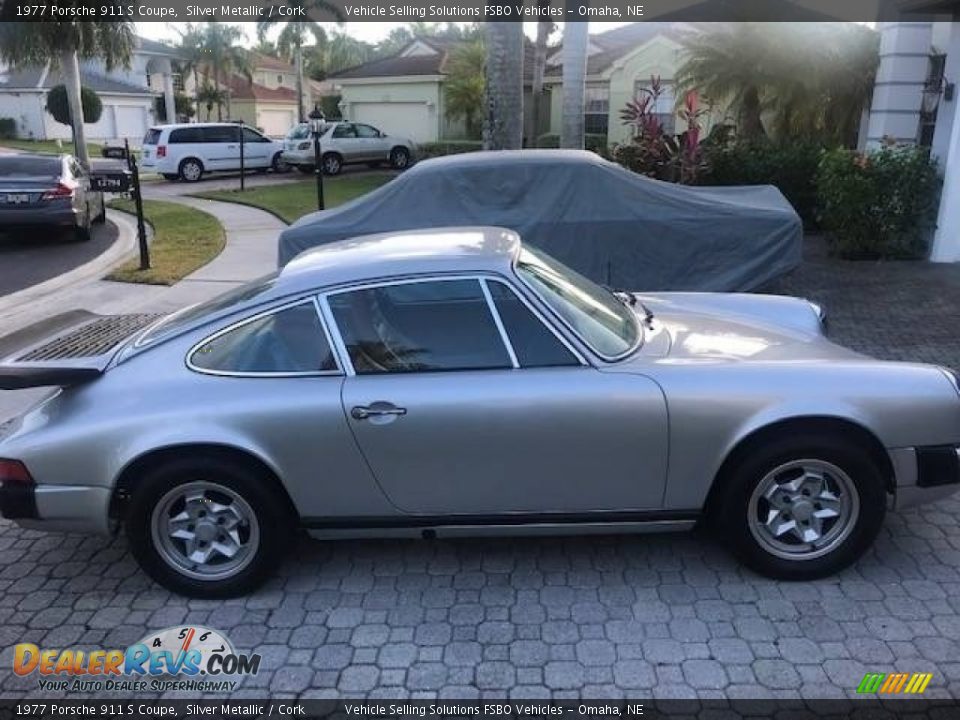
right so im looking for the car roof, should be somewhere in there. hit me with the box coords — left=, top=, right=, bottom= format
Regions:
left=275, top=226, right=521, bottom=297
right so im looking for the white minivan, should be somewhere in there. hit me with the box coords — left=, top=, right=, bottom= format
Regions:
left=141, top=123, right=289, bottom=182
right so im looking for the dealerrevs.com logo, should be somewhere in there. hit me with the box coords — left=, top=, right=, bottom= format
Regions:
left=12, top=626, right=260, bottom=693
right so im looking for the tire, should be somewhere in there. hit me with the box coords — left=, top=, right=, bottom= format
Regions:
left=297, top=165, right=315, bottom=175
left=389, top=146, right=410, bottom=170
left=125, top=456, right=295, bottom=598
left=321, top=152, right=342, bottom=176
left=717, top=434, right=886, bottom=580
left=72, top=222, right=91, bottom=242
left=271, top=153, right=290, bottom=174
left=92, top=196, right=107, bottom=224
left=162, top=174, right=179, bottom=182
left=178, top=158, right=204, bottom=183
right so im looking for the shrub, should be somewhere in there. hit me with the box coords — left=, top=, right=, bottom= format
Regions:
left=153, top=94, right=195, bottom=122
left=0, top=117, right=15, bottom=139
left=418, top=141, right=484, bottom=159
left=816, top=145, right=940, bottom=259
left=45, top=84, right=102, bottom=126
left=319, top=95, right=341, bottom=120
left=702, top=140, right=823, bottom=227
left=536, top=133, right=609, bottom=156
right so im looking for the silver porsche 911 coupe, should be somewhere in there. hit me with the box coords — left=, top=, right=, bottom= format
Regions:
left=1, top=227, right=959, bottom=596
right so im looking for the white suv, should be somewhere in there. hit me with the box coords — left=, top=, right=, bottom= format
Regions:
left=141, top=123, right=288, bottom=182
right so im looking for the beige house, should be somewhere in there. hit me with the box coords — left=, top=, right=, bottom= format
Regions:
left=218, top=53, right=303, bottom=137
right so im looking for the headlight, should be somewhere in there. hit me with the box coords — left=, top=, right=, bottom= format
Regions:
left=298, top=142, right=310, bottom=150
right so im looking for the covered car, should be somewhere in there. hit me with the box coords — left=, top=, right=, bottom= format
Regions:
left=278, top=149, right=802, bottom=291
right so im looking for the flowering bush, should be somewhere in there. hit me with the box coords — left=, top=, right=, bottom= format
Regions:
left=816, top=143, right=940, bottom=259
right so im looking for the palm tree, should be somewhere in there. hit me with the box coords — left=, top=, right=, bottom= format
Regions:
left=307, top=31, right=373, bottom=79
left=201, top=23, right=252, bottom=121
left=257, top=1, right=344, bottom=123
left=175, top=24, right=210, bottom=122
left=0, top=16, right=133, bottom=168
left=561, top=21, right=589, bottom=149
left=528, top=9, right=555, bottom=147
left=483, top=17, right=523, bottom=150
left=445, top=40, right=485, bottom=140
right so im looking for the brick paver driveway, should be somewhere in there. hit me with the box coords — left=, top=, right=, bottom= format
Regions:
left=1, top=238, right=960, bottom=700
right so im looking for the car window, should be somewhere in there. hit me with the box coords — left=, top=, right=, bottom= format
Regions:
left=242, top=127, right=269, bottom=143
left=169, top=127, right=203, bottom=144
left=143, top=128, right=161, bottom=145
left=0, top=156, right=61, bottom=176
left=487, top=281, right=580, bottom=368
left=328, top=279, right=511, bottom=374
left=202, top=126, right=240, bottom=143
left=190, top=302, right=336, bottom=375
left=332, top=123, right=356, bottom=139
left=355, top=124, right=380, bottom=139
left=516, top=246, right=640, bottom=359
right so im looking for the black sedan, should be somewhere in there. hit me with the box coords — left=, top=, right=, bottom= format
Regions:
left=0, top=154, right=105, bottom=242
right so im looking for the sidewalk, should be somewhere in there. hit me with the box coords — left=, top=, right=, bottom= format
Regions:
left=0, top=194, right=286, bottom=422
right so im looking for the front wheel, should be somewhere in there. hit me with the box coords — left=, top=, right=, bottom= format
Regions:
left=389, top=147, right=410, bottom=170
left=125, top=456, right=294, bottom=597
left=321, top=152, right=342, bottom=176
left=717, top=435, right=886, bottom=580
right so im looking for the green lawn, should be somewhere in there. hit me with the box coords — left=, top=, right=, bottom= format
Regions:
left=107, top=199, right=225, bottom=285
left=0, top=138, right=105, bottom=157
left=191, top=173, right=394, bottom=224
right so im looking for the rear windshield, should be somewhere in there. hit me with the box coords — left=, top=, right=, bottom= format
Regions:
left=143, top=128, right=161, bottom=145
left=0, top=156, right=61, bottom=177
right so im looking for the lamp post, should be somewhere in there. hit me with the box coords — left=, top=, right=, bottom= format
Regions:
left=309, top=104, right=325, bottom=211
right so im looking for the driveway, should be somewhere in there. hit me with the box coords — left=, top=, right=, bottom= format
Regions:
left=0, top=222, right=117, bottom=297
left=1, top=238, right=960, bottom=700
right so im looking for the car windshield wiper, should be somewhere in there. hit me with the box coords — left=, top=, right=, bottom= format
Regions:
left=608, top=287, right=655, bottom=324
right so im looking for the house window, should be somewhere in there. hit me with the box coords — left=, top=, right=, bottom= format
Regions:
left=634, top=79, right=676, bottom=135
left=172, top=73, right=184, bottom=94
left=584, top=84, right=609, bottom=136
left=277, top=74, right=283, bottom=85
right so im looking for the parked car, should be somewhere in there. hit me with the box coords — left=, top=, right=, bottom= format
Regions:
left=141, top=123, right=289, bottom=182
left=281, top=121, right=415, bottom=176
left=0, top=154, right=105, bottom=242
left=2, top=227, right=959, bottom=596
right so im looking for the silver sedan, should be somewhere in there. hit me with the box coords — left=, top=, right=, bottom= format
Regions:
left=281, top=121, right=416, bottom=176
left=1, top=227, right=959, bottom=597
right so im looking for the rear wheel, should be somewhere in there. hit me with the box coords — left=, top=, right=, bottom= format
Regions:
left=178, top=158, right=204, bottom=183
left=92, top=196, right=106, bottom=224
left=72, top=208, right=92, bottom=242
left=717, top=434, right=886, bottom=579
left=321, top=152, right=342, bottom=176
left=125, top=456, right=294, bottom=597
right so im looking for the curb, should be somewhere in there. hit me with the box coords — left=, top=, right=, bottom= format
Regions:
left=0, top=209, right=137, bottom=317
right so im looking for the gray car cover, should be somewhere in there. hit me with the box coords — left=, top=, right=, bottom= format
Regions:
left=278, top=150, right=802, bottom=291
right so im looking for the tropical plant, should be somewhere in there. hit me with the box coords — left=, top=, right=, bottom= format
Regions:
left=46, top=84, right=102, bottom=126
left=257, top=0, right=344, bottom=123
left=817, top=144, right=939, bottom=259
left=200, top=22, right=252, bottom=120
left=153, top=94, right=196, bottom=122
left=528, top=7, right=555, bottom=147
left=174, top=24, right=209, bottom=121
left=196, top=83, right=225, bottom=121
left=306, top=32, right=374, bottom=79
left=0, top=16, right=134, bottom=167
left=484, top=16, right=523, bottom=150
left=561, top=21, right=588, bottom=149
left=676, top=23, right=878, bottom=145
left=444, top=40, right=485, bottom=140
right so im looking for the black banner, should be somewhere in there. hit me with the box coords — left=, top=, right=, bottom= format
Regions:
left=0, top=0, right=958, bottom=23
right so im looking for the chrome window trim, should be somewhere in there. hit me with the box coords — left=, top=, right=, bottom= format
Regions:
left=511, top=252, right=642, bottom=364
left=480, top=279, right=519, bottom=369
left=185, top=297, right=343, bottom=379
left=321, top=275, right=524, bottom=377
left=483, top=278, right=588, bottom=367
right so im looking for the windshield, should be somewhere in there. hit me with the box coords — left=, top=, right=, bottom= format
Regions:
left=0, top=157, right=61, bottom=177
left=286, top=124, right=311, bottom=140
left=516, top=247, right=640, bottom=359
left=135, top=273, right=280, bottom=347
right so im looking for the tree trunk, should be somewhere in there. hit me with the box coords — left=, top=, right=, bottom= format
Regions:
left=527, top=13, right=551, bottom=148
left=295, top=26, right=306, bottom=123
left=60, top=49, right=90, bottom=168
left=740, top=85, right=766, bottom=139
left=561, top=20, right=589, bottom=149
left=483, top=17, right=523, bottom=150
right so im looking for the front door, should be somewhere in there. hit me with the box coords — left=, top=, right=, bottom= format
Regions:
left=326, top=277, right=669, bottom=516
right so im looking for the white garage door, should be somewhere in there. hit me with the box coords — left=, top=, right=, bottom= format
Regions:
left=353, top=103, right=433, bottom=143
left=114, top=106, right=146, bottom=140
left=259, top=109, right=296, bottom=138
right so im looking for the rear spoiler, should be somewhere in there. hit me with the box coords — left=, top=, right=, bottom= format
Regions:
left=0, top=310, right=162, bottom=390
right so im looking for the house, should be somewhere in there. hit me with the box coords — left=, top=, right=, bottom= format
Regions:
left=220, top=53, right=301, bottom=136
left=330, top=37, right=540, bottom=144
left=867, top=7, right=960, bottom=262
left=0, top=36, right=182, bottom=143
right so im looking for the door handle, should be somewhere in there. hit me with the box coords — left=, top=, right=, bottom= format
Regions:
left=351, top=405, right=407, bottom=420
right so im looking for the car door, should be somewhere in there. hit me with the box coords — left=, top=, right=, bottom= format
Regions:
left=329, top=122, right=361, bottom=161
left=241, top=126, right=273, bottom=168
left=325, top=276, right=669, bottom=516
left=353, top=124, right=390, bottom=161
left=203, top=125, right=241, bottom=171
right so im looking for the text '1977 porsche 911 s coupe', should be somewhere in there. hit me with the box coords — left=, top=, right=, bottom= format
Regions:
left=1, top=227, right=959, bottom=596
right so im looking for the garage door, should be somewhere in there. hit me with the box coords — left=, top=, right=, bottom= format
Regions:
left=259, top=109, right=296, bottom=138
left=114, top=106, right=145, bottom=141
left=353, top=103, right=433, bottom=144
